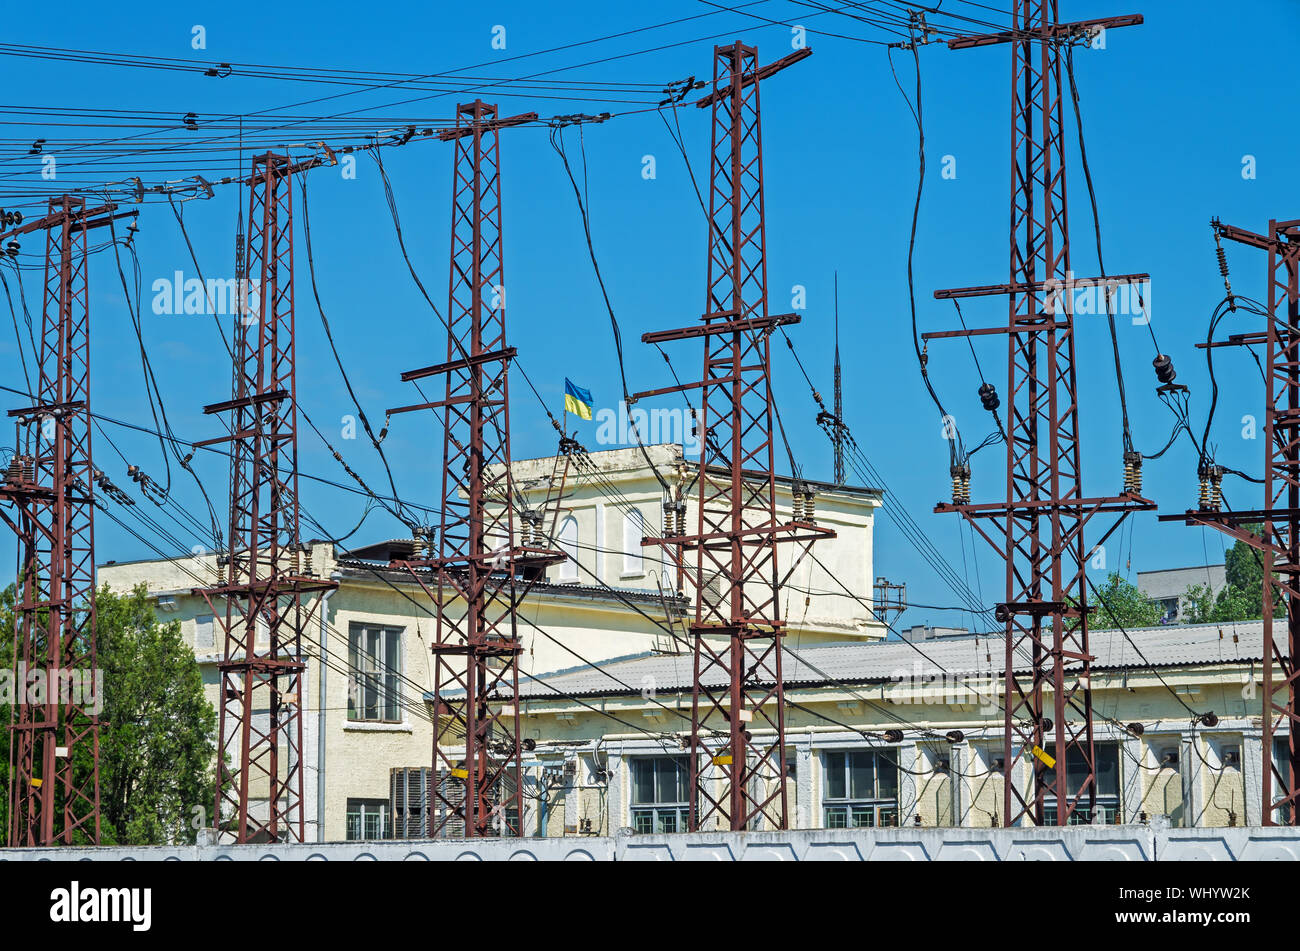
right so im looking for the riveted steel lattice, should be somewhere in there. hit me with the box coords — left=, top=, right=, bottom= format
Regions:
left=640, top=43, right=831, bottom=833
left=195, top=153, right=336, bottom=843
left=1166, top=218, right=1300, bottom=824
left=0, top=196, right=117, bottom=846
left=390, top=101, right=558, bottom=838
left=932, top=5, right=1152, bottom=826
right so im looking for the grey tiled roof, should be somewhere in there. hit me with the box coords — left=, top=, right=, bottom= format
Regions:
left=509, top=620, right=1265, bottom=701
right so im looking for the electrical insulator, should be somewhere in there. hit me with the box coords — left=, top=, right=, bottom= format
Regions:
left=950, top=462, right=971, bottom=504
left=675, top=500, right=686, bottom=537
left=804, top=489, right=816, bottom=525
left=792, top=485, right=805, bottom=522
left=1197, top=463, right=1224, bottom=512
left=978, top=382, right=1000, bottom=412
left=6, top=240, right=19, bottom=257
left=663, top=500, right=676, bottom=538
left=1123, top=450, right=1143, bottom=495
left=1153, top=353, right=1176, bottom=385
left=1214, top=231, right=1236, bottom=312
left=689, top=408, right=698, bottom=439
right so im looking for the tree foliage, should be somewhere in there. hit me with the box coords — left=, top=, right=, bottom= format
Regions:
left=1182, top=527, right=1275, bottom=624
left=0, top=583, right=216, bottom=845
left=1089, top=572, right=1164, bottom=629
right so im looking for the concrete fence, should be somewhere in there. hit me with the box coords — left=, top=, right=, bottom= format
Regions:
left=5, top=821, right=1300, bottom=860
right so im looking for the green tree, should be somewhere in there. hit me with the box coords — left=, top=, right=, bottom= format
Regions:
left=1088, top=572, right=1164, bottom=629
left=0, top=582, right=216, bottom=845
left=1182, top=528, right=1276, bottom=624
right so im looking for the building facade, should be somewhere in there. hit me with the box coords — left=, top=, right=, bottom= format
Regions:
left=97, top=444, right=884, bottom=841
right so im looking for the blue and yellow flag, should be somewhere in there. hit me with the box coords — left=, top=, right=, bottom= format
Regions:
left=564, top=378, right=593, bottom=421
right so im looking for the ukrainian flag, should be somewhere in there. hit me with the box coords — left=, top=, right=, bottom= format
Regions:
left=564, top=378, right=593, bottom=421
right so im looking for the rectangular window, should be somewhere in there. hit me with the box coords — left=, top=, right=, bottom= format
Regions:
left=348, top=624, right=402, bottom=722
left=195, top=614, right=214, bottom=651
left=630, top=756, right=690, bottom=834
left=1041, top=741, right=1121, bottom=825
left=345, top=798, right=391, bottom=841
left=822, top=749, right=899, bottom=828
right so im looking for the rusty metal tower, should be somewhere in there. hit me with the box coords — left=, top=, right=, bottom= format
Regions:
left=194, top=153, right=336, bottom=843
left=927, top=7, right=1154, bottom=826
left=388, top=100, right=557, bottom=838
left=639, top=43, right=832, bottom=833
left=0, top=196, right=130, bottom=846
left=1163, top=217, right=1300, bottom=824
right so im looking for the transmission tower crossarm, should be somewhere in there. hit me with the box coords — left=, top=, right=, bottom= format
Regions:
left=933, top=272, right=1150, bottom=301
left=945, top=13, right=1142, bottom=49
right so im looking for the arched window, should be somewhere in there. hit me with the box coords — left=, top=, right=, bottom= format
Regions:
left=623, top=509, right=645, bottom=576
left=556, top=516, right=579, bottom=582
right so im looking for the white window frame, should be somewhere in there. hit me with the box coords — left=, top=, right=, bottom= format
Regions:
left=348, top=623, right=404, bottom=724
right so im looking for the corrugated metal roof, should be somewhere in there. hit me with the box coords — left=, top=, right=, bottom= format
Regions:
left=509, top=620, right=1265, bottom=701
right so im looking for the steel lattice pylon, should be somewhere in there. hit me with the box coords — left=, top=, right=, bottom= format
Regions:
left=0, top=196, right=126, bottom=846
left=195, top=153, right=336, bottom=843
left=389, top=100, right=557, bottom=838
left=1164, top=218, right=1300, bottom=824
left=930, top=5, right=1153, bottom=826
left=640, top=43, right=831, bottom=833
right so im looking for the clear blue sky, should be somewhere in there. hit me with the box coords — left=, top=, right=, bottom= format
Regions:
left=0, top=0, right=1296, bottom=632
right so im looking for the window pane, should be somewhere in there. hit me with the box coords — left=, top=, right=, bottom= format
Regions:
left=877, top=755, right=898, bottom=800
left=632, top=761, right=654, bottom=805
left=657, top=810, right=677, bottom=834
left=1096, top=743, right=1119, bottom=798
left=848, top=752, right=874, bottom=800
left=656, top=760, right=680, bottom=805
left=825, top=752, right=846, bottom=800
left=384, top=673, right=400, bottom=721
left=878, top=806, right=898, bottom=827
left=633, top=811, right=652, bottom=834
left=825, top=806, right=847, bottom=828
left=347, top=629, right=361, bottom=720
